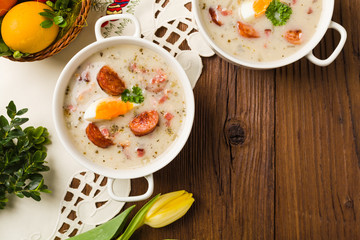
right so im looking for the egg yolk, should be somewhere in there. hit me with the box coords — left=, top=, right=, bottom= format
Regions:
left=95, top=100, right=134, bottom=120
left=253, top=0, right=271, bottom=17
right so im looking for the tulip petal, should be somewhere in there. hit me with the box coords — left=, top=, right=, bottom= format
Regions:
left=145, top=190, right=186, bottom=219
left=145, top=194, right=194, bottom=228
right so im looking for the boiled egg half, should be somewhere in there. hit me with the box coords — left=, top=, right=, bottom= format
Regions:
left=84, top=97, right=137, bottom=122
left=239, top=0, right=271, bottom=22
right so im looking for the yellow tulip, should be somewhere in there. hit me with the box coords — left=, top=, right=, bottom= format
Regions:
left=144, top=190, right=195, bottom=228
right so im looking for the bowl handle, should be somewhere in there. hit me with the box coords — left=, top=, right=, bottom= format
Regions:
left=95, top=14, right=141, bottom=41
left=107, top=174, right=154, bottom=202
left=306, top=21, right=347, bottom=67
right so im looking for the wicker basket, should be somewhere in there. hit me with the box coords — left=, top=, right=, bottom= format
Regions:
left=5, top=0, right=91, bottom=62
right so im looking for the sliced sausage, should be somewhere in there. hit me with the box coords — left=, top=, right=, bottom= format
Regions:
left=237, top=21, right=260, bottom=38
left=86, top=123, right=114, bottom=148
left=129, top=110, right=159, bottom=137
left=285, top=30, right=302, bottom=45
left=209, top=7, right=223, bottom=26
left=97, top=65, right=126, bottom=96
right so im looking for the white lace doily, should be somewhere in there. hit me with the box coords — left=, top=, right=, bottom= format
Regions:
left=93, top=0, right=214, bottom=88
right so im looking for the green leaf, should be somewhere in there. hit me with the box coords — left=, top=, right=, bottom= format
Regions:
left=34, top=127, right=45, bottom=139
left=30, top=192, right=41, bottom=201
left=0, top=116, right=9, bottom=129
left=39, top=11, right=55, bottom=19
left=68, top=206, right=135, bottom=240
left=28, top=177, right=43, bottom=190
left=40, top=20, right=53, bottom=28
left=12, top=117, right=29, bottom=126
left=16, top=192, right=24, bottom=198
left=117, top=195, right=160, bottom=240
left=41, top=188, right=52, bottom=194
left=265, top=0, right=292, bottom=26
left=0, top=51, right=12, bottom=57
left=53, top=15, right=64, bottom=25
left=13, top=51, right=24, bottom=59
left=0, top=42, right=9, bottom=53
left=16, top=108, right=28, bottom=116
left=58, top=20, right=67, bottom=28
left=6, top=101, right=16, bottom=119
left=8, top=129, right=25, bottom=139
left=46, top=1, right=54, bottom=8
left=22, top=191, right=31, bottom=198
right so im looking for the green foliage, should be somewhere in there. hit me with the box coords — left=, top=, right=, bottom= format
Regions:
left=0, top=101, right=51, bottom=209
left=117, top=194, right=160, bottom=240
left=68, top=206, right=135, bottom=240
left=265, top=0, right=292, bottom=26
left=121, top=87, right=145, bottom=104
left=39, top=0, right=71, bottom=29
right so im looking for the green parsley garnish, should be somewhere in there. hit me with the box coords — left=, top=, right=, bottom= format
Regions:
left=0, top=101, right=51, bottom=209
left=265, top=0, right=292, bottom=26
left=121, top=87, right=145, bottom=104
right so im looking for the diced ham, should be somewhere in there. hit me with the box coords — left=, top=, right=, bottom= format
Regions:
left=76, top=82, right=96, bottom=103
left=164, top=112, right=174, bottom=127
left=151, top=69, right=167, bottom=84
left=146, top=70, right=168, bottom=93
left=129, top=62, right=148, bottom=74
left=66, top=104, right=77, bottom=112
left=100, top=127, right=110, bottom=138
left=137, top=148, right=145, bottom=157
left=119, top=141, right=130, bottom=148
left=159, top=95, right=169, bottom=104
left=264, top=29, right=272, bottom=37
left=77, top=65, right=91, bottom=82
left=159, top=89, right=172, bottom=104
left=217, top=5, right=232, bottom=16
left=307, top=7, right=313, bottom=14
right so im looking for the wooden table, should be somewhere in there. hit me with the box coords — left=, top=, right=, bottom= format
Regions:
left=128, top=0, right=360, bottom=239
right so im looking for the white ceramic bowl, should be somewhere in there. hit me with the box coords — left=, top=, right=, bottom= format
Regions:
left=192, top=0, right=347, bottom=69
left=53, top=15, right=195, bottom=202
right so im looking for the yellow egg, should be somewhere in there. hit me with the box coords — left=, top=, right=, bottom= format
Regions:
left=84, top=98, right=136, bottom=122
left=1, top=1, right=59, bottom=54
left=239, top=0, right=271, bottom=22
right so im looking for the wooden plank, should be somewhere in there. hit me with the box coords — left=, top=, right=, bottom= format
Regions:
left=275, top=0, right=360, bottom=238
left=130, top=56, right=275, bottom=239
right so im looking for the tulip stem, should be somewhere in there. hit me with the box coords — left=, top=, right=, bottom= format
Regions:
left=117, top=194, right=160, bottom=240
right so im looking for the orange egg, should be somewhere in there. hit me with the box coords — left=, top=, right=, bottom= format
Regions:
left=84, top=98, right=136, bottom=121
left=96, top=100, right=134, bottom=120
left=253, top=0, right=271, bottom=17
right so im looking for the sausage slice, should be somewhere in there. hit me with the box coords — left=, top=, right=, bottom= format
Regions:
left=129, top=110, right=159, bottom=137
left=86, top=123, right=114, bottom=148
left=97, top=65, right=126, bottom=96
left=285, top=30, right=302, bottom=45
left=209, top=7, right=223, bottom=26
left=237, top=21, right=260, bottom=38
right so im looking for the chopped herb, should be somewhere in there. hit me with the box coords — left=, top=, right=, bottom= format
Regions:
left=265, top=0, right=292, bottom=26
left=121, top=87, right=145, bottom=104
left=110, top=124, right=119, bottom=134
